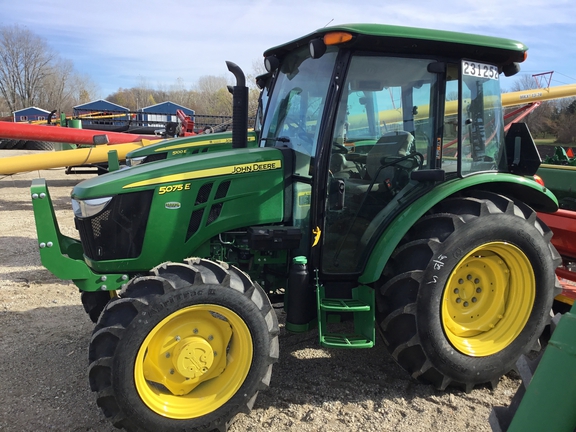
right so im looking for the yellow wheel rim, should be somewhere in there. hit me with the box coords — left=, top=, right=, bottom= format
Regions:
left=442, top=242, right=535, bottom=357
left=134, top=304, right=253, bottom=419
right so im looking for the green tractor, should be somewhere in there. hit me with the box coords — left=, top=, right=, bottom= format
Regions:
left=32, top=24, right=561, bottom=432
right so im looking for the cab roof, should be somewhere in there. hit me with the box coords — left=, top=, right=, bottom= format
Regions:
left=264, top=23, right=527, bottom=66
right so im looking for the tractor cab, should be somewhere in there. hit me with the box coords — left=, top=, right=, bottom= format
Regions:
left=258, top=25, right=527, bottom=275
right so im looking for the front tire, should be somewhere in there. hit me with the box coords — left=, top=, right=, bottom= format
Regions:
left=81, top=291, right=113, bottom=323
left=376, top=191, right=560, bottom=391
left=88, top=258, right=279, bottom=432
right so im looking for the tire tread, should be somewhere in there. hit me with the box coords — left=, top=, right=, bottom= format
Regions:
left=88, top=258, right=277, bottom=432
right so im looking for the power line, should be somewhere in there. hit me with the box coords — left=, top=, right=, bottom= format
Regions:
left=551, top=78, right=571, bottom=86
left=554, top=71, right=576, bottom=82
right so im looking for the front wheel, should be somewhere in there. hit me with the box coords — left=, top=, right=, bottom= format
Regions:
left=81, top=291, right=113, bottom=323
left=88, top=258, right=279, bottom=432
left=376, top=191, right=560, bottom=391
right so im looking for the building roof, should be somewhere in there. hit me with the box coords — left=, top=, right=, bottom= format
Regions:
left=13, top=106, right=51, bottom=114
left=141, top=101, right=195, bottom=114
left=74, top=99, right=129, bottom=111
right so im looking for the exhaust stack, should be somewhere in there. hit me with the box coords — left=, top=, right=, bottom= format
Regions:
left=226, top=61, right=249, bottom=149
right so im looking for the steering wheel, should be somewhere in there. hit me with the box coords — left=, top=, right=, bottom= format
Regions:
left=378, top=152, right=424, bottom=190
left=284, top=116, right=313, bottom=145
left=332, top=142, right=348, bottom=154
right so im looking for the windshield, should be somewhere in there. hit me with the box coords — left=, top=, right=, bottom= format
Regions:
left=261, top=46, right=337, bottom=176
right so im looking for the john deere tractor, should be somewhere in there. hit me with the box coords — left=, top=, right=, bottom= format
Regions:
left=31, top=24, right=560, bottom=432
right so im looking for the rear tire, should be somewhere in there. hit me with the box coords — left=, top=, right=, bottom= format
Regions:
left=88, top=258, right=279, bottom=432
left=24, top=140, right=53, bottom=150
left=376, top=191, right=560, bottom=391
left=0, top=139, right=21, bottom=149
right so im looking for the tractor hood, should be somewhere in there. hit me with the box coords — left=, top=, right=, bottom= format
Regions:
left=71, top=145, right=287, bottom=272
left=125, top=130, right=259, bottom=165
left=72, top=146, right=284, bottom=200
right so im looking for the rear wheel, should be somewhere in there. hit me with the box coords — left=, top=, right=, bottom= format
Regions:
left=24, top=140, right=53, bottom=150
left=88, top=258, right=279, bottom=432
left=0, top=139, right=21, bottom=149
left=376, top=191, right=560, bottom=391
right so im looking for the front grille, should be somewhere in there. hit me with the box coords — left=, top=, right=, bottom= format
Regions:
left=215, top=181, right=231, bottom=199
left=186, top=209, right=204, bottom=240
left=207, top=203, right=223, bottom=225
left=76, top=190, right=154, bottom=260
left=196, top=183, right=213, bottom=204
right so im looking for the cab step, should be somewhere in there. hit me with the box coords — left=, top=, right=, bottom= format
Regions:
left=316, top=284, right=375, bottom=349
left=321, top=333, right=374, bottom=348
left=320, top=298, right=371, bottom=312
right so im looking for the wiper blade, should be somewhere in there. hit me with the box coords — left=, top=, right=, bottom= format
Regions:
left=261, top=136, right=291, bottom=144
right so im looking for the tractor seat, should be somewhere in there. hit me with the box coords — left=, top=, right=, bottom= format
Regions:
left=366, top=131, right=414, bottom=182
left=330, top=152, right=356, bottom=179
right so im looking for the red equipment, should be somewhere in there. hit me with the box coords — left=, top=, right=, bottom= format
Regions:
left=0, top=121, right=156, bottom=146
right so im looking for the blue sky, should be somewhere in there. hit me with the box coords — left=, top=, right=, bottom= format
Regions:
left=2, top=0, right=575, bottom=98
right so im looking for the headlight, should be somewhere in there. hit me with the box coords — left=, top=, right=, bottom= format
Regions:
left=126, top=156, right=146, bottom=167
left=72, top=196, right=113, bottom=218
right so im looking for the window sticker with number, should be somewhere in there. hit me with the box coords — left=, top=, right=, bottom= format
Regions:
left=462, top=60, right=499, bottom=80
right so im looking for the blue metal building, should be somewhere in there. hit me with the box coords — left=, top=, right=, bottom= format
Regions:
left=13, top=107, right=51, bottom=122
left=140, top=101, right=195, bottom=127
left=73, top=100, right=130, bottom=126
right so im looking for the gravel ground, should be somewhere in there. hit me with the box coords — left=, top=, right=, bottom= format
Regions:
left=0, top=150, right=519, bottom=432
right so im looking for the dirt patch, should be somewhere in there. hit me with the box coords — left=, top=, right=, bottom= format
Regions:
left=0, top=151, right=518, bottom=431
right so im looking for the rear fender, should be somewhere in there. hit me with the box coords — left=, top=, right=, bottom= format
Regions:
left=359, top=173, right=558, bottom=284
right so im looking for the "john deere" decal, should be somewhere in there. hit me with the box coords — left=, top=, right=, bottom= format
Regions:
left=123, top=159, right=282, bottom=189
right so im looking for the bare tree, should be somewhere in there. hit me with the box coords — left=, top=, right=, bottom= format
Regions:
left=0, top=25, right=100, bottom=115
left=0, top=25, right=55, bottom=112
left=168, top=77, right=191, bottom=107
left=192, top=75, right=232, bottom=116
left=553, top=98, right=576, bottom=144
left=36, top=58, right=72, bottom=111
left=69, top=72, right=100, bottom=108
left=246, top=58, right=267, bottom=90
left=508, top=74, right=555, bottom=136
left=196, top=75, right=229, bottom=95
left=510, top=74, right=540, bottom=92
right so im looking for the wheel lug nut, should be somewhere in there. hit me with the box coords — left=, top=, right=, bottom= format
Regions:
left=456, top=298, right=462, bottom=303
left=175, top=336, right=181, bottom=341
left=458, top=279, right=464, bottom=284
left=474, top=278, right=480, bottom=284
left=169, top=369, right=174, bottom=375
left=454, top=288, right=459, bottom=294
left=472, top=297, right=477, bottom=303
left=193, top=328, right=199, bottom=334
left=208, top=335, right=214, bottom=341
left=166, top=352, right=171, bottom=358
left=463, top=301, right=469, bottom=307
left=476, top=287, right=482, bottom=293
left=467, top=274, right=472, bottom=280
